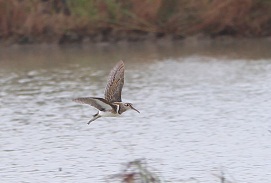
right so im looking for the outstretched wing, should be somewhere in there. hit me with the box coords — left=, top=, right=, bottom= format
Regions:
left=104, top=61, right=125, bottom=103
left=73, top=97, right=115, bottom=111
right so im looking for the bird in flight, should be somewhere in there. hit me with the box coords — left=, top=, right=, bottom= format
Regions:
left=73, top=61, right=140, bottom=124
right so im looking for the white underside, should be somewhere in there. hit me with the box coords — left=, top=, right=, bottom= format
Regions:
left=98, top=111, right=120, bottom=117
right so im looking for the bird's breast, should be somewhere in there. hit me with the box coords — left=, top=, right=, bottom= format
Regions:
left=98, top=110, right=120, bottom=117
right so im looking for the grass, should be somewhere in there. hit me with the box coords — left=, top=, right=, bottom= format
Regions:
left=108, top=159, right=162, bottom=183
left=1, top=0, right=271, bottom=44
left=108, top=159, right=236, bottom=183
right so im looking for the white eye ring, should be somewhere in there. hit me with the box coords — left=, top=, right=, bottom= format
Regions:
left=124, top=103, right=129, bottom=106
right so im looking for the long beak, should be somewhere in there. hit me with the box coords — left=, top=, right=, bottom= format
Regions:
left=131, top=106, right=140, bottom=113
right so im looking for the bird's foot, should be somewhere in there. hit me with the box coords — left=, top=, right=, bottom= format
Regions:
left=87, top=114, right=100, bottom=125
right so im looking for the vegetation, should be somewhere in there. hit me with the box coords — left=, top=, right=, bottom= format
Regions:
left=108, top=159, right=235, bottom=183
left=1, top=0, right=271, bottom=44
left=108, top=159, right=162, bottom=183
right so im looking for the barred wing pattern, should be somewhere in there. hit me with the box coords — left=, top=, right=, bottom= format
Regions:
left=104, top=61, right=125, bottom=103
left=73, top=97, right=115, bottom=111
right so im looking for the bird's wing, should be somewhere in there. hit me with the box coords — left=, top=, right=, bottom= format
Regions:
left=73, top=97, right=115, bottom=111
left=104, top=61, right=125, bottom=103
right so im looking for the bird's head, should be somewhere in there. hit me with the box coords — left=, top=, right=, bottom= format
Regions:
left=123, top=103, right=140, bottom=113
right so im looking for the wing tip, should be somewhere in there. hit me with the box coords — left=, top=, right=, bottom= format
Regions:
left=72, top=98, right=79, bottom=103
left=118, top=60, right=125, bottom=67
left=72, top=98, right=84, bottom=104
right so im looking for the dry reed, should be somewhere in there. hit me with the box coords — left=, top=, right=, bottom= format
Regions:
left=0, top=0, right=270, bottom=44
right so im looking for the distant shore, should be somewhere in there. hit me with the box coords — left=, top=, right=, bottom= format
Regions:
left=1, top=0, right=271, bottom=45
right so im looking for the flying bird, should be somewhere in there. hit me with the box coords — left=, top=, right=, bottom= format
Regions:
left=73, top=61, right=140, bottom=124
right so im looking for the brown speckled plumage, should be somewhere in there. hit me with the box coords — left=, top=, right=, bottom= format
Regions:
left=73, top=60, right=139, bottom=124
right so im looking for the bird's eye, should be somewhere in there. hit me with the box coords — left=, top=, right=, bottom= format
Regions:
left=124, top=103, right=129, bottom=106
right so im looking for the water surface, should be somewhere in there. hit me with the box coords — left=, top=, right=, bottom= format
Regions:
left=1, top=39, right=271, bottom=183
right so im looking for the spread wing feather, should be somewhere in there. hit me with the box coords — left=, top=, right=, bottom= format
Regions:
left=73, top=97, right=115, bottom=111
left=104, top=61, right=125, bottom=103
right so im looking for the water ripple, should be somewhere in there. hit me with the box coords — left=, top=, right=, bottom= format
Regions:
left=1, top=48, right=271, bottom=183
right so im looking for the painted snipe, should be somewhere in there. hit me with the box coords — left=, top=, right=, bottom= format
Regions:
left=73, top=61, right=140, bottom=124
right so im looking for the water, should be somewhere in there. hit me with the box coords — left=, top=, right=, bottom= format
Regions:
left=1, top=39, right=271, bottom=183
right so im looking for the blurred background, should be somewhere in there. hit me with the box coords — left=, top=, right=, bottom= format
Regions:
left=1, top=0, right=271, bottom=44
left=1, top=1, right=271, bottom=183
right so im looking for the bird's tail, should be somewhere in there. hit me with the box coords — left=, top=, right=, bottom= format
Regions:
left=87, top=113, right=100, bottom=125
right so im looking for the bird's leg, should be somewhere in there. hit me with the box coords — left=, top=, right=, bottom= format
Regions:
left=87, top=112, right=100, bottom=125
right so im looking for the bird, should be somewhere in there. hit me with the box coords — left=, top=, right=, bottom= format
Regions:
left=73, top=60, right=140, bottom=124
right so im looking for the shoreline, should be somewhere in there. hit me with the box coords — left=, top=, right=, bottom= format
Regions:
left=1, top=0, right=271, bottom=46
left=2, top=34, right=271, bottom=48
